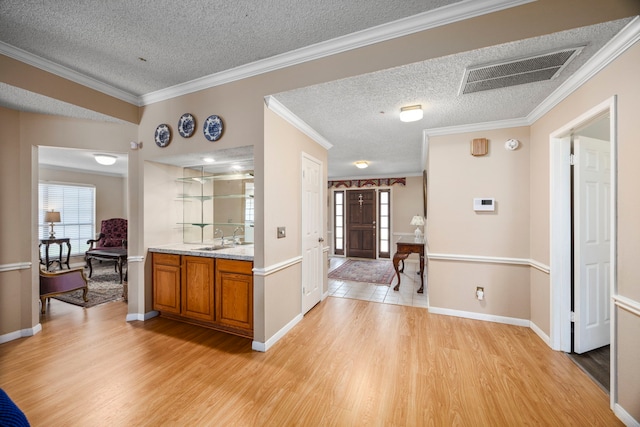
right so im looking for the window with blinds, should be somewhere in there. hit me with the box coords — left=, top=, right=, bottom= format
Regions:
left=39, top=182, right=96, bottom=257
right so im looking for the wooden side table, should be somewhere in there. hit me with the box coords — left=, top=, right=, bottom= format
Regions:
left=392, top=236, right=426, bottom=293
left=39, top=238, right=71, bottom=271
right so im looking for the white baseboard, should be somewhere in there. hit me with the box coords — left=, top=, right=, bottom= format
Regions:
left=126, top=311, right=159, bottom=322
left=615, top=403, right=640, bottom=427
left=529, top=321, right=550, bottom=346
left=0, top=323, right=42, bottom=344
left=428, top=306, right=530, bottom=327
left=252, top=313, right=303, bottom=352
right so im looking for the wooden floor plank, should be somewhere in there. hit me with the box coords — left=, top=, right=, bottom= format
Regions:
left=0, top=297, right=621, bottom=426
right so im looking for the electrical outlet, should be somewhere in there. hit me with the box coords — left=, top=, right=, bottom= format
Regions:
left=476, top=286, right=484, bottom=300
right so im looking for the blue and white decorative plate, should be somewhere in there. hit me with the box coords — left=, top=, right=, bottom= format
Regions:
left=178, top=113, right=195, bottom=138
left=154, top=124, right=171, bottom=147
left=203, top=115, right=224, bottom=141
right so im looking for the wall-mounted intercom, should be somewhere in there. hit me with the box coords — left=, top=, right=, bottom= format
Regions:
left=473, top=198, right=495, bottom=212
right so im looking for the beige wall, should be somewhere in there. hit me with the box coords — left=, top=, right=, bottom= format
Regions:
left=529, top=40, right=640, bottom=421
left=261, top=105, right=328, bottom=341
left=0, top=109, right=136, bottom=336
left=426, top=127, right=531, bottom=319
left=38, top=167, right=127, bottom=230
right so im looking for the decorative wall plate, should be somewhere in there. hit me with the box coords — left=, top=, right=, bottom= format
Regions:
left=203, top=115, right=224, bottom=141
left=178, top=113, right=196, bottom=138
left=154, top=124, right=171, bottom=147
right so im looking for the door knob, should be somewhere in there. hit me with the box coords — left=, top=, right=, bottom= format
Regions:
left=318, top=237, right=324, bottom=242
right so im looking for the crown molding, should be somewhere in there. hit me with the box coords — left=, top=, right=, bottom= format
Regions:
left=527, top=16, right=640, bottom=124
left=265, top=96, right=333, bottom=150
left=422, top=16, right=640, bottom=138
left=424, top=117, right=529, bottom=137
left=140, top=0, right=533, bottom=105
left=0, top=41, right=140, bottom=106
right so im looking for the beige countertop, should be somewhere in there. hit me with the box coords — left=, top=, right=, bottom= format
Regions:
left=148, top=242, right=254, bottom=261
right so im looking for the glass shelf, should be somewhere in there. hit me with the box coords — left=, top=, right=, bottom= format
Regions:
left=176, top=173, right=253, bottom=183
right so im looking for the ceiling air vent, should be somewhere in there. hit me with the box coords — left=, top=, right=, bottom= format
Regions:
left=459, top=46, right=584, bottom=95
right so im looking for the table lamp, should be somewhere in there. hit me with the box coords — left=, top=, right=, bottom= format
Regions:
left=44, top=210, right=61, bottom=238
left=410, top=215, right=424, bottom=238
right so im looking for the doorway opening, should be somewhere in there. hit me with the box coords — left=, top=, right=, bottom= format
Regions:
left=549, top=97, right=616, bottom=400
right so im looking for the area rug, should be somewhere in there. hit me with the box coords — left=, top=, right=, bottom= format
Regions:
left=53, top=265, right=124, bottom=308
left=328, top=259, right=395, bottom=285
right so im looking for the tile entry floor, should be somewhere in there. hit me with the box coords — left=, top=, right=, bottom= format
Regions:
left=328, top=257, right=428, bottom=308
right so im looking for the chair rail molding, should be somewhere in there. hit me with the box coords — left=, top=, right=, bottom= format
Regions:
left=427, top=252, right=550, bottom=273
left=0, top=262, right=32, bottom=273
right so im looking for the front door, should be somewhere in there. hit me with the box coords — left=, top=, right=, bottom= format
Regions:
left=573, top=136, right=611, bottom=354
left=346, top=189, right=376, bottom=259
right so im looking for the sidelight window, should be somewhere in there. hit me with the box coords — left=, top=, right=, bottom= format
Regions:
left=378, top=189, right=390, bottom=258
left=334, top=191, right=345, bottom=255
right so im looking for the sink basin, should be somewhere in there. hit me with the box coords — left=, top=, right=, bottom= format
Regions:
left=196, top=246, right=226, bottom=251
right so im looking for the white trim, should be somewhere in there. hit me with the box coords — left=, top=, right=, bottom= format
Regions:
left=613, top=295, right=640, bottom=318
left=253, top=256, right=303, bottom=277
left=528, top=17, right=640, bottom=124
left=425, top=117, right=529, bottom=137
left=0, top=262, right=32, bottom=272
left=252, top=313, right=303, bottom=352
left=127, top=255, right=144, bottom=263
left=423, top=18, right=640, bottom=138
left=141, top=0, right=533, bottom=105
left=428, top=252, right=550, bottom=273
left=429, top=306, right=530, bottom=327
left=0, top=323, right=42, bottom=344
left=265, top=96, right=333, bottom=149
left=126, top=311, right=159, bottom=322
left=0, top=41, right=140, bottom=106
left=614, top=404, right=640, bottom=427
left=529, top=321, right=551, bottom=347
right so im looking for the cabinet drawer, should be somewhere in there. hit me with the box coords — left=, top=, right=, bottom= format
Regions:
left=153, top=252, right=181, bottom=266
left=216, top=258, right=253, bottom=275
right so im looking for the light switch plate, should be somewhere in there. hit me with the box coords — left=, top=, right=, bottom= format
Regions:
left=277, top=227, right=286, bottom=238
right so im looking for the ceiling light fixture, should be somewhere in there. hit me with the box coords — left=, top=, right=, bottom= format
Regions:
left=202, top=157, right=215, bottom=163
left=354, top=161, right=369, bottom=169
left=94, top=154, right=117, bottom=165
left=399, top=105, right=423, bottom=122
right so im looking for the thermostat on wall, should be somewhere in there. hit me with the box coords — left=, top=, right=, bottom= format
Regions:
left=473, top=198, right=495, bottom=212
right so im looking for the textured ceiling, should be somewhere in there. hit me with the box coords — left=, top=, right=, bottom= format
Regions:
left=0, top=1, right=635, bottom=178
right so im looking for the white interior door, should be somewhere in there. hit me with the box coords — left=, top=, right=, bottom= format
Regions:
left=301, top=154, right=322, bottom=314
left=573, top=136, right=611, bottom=354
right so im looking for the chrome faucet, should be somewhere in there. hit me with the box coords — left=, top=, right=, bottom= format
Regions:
left=233, top=226, right=244, bottom=240
left=214, top=228, right=224, bottom=244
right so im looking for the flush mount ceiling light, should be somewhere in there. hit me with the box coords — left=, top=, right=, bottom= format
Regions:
left=202, top=157, right=215, bottom=163
left=354, top=161, right=369, bottom=169
left=399, top=105, right=423, bottom=122
left=94, top=154, right=117, bottom=165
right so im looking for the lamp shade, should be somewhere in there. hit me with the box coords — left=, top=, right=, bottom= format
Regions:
left=410, top=215, right=424, bottom=226
left=44, top=211, right=61, bottom=223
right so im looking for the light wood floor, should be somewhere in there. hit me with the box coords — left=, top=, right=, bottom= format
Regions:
left=0, top=298, right=621, bottom=426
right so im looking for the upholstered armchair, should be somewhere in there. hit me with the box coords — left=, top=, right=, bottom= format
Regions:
left=86, top=218, right=128, bottom=251
left=39, top=268, right=88, bottom=313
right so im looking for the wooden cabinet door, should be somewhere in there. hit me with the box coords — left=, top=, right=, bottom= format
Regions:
left=152, top=253, right=181, bottom=314
left=182, top=256, right=215, bottom=322
left=215, top=259, right=253, bottom=332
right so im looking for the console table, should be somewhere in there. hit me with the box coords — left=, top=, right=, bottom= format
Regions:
left=39, top=238, right=71, bottom=271
left=85, top=247, right=128, bottom=284
left=392, top=236, right=426, bottom=293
